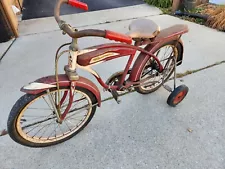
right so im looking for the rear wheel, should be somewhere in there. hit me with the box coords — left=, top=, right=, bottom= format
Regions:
left=7, top=86, right=97, bottom=147
left=135, top=41, right=182, bottom=94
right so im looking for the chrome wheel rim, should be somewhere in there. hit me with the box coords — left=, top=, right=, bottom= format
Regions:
left=16, top=89, right=92, bottom=144
left=140, top=45, right=177, bottom=91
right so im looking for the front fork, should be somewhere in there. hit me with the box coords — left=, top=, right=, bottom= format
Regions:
left=51, top=38, right=79, bottom=123
left=47, top=83, right=75, bottom=123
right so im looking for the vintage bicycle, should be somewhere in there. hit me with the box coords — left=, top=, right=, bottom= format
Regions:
left=7, top=0, right=189, bottom=147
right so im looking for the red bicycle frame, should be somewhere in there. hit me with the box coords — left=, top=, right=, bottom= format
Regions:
left=76, top=43, right=163, bottom=91
left=75, top=26, right=187, bottom=91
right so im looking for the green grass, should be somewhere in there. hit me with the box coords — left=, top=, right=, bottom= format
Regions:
left=160, top=7, right=172, bottom=14
left=189, top=7, right=204, bottom=14
left=179, top=16, right=205, bottom=25
left=144, top=0, right=172, bottom=8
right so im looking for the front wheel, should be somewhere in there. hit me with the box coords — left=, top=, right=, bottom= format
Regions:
left=7, top=86, right=97, bottom=148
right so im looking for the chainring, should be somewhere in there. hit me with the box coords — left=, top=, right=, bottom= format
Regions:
left=105, top=70, right=131, bottom=93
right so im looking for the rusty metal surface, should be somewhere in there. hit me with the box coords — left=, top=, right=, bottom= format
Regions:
left=21, top=74, right=102, bottom=106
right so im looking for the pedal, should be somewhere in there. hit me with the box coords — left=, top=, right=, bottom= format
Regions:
left=110, top=89, right=121, bottom=104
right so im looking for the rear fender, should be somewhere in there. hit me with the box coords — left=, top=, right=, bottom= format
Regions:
left=129, top=39, right=184, bottom=82
left=21, top=74, right=101, bottom=106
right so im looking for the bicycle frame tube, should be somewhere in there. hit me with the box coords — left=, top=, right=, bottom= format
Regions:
left=75, top=43, right=164, bottom=90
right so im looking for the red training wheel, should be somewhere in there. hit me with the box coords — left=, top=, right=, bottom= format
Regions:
left=167, top=85, right=189, bottom=107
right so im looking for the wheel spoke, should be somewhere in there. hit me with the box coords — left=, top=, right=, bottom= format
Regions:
left=64, top=120, right=72, bottom=131
left=159, top=56, right=173, bottom=63
left=71, top=97, right=87, bottom=110
left=30, top=119, right=55, bottom=137
left=141, top=68, right=153, bottom=78
left=42, top=96, right=53, bottom=110
left=25, top=120, right=55, bottom=135
left=22, top=114, right=53, bottom=121
left=58, top=124, right=64, bottom=136
left=69, top=114, right=87, bottom=118
left=61, top=96, right=86, bottom=109
left=27, top=108, right=53, bottom=110
left=55, top=125, right=57, bottom=138
left=68, top=104, right=90, bottom=115
left=67, top=116, right=85, bottom=121
left=38, top=120, right=56, bottom=139
left=22, top=115, right=56, bottom=130
left=47, top=123, right=59, bottom=139
left=163, top=46, right=170, bottom=59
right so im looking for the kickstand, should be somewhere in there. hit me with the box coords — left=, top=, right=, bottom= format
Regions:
left=110, top=89, right=121, bottom=104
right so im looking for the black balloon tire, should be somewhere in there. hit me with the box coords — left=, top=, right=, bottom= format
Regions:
left=167, top=85, right=189, bottom=107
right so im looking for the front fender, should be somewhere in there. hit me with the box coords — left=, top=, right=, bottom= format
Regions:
left=21, top=74, right=101, bottom=106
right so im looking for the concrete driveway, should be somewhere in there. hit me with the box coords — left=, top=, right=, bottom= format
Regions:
left=1, top=4, right=225, bottom=169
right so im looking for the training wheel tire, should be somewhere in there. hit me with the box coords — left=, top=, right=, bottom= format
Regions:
left=167, top=85, right=189, bottom=107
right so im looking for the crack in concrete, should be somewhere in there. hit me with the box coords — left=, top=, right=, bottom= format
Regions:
left=175, top=60, right=225, bottom=79
left=0, top=39, right=16, bottom=63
